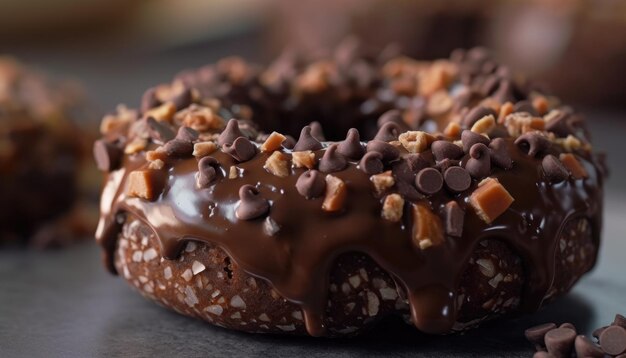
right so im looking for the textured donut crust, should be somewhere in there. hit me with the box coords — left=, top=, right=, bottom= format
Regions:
left=114, top=214, right=596, bottom=336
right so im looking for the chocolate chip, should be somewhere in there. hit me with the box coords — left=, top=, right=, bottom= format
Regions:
left=146, top=117, right=175, bottom=145
left=296, top=170, right=326, bottom=199
left=374, top=122, right=402, bottom=142
left=319, top=144, right=347, bottom=173
left=463, top=106, right=497, bottom=128
left=366, top=140, right=400, bottom=162
left=600, top=326, right=626, bottom=355
left=283, top=135, right=296, bottom=149
left=488, top=138, right=513, bottom=170
left=415, top=168, right=443, bottom=195
left=309, top=121, right=326, bottom=141
left=336, top=128, right=365, bottom=160
left=377, top=109, right=409, bottom=131
left=492, top=80, right=515, bottom=104
left=140, top=87, right=160, bottom=113
left=171, top=87, right=193, bottom=111
left=93, top=139, right=122, bottom=172
left=593, top=326, right=608, bottom=341
left=176, top=126, right=199, bottom=143
left=614, top=314, right=626, bottom=329
left=574, top=335, right=604, bottom=358
left=542, top=155, right=569, bottom=183
left=218, top=119, right=244, bottom=147
left=465, top=143, right=491, bottom=178
left=435, top=158, right=460, bottom=173
left=461, top=129, right=490, bottom=153
left=513, top=100, right=538, bottom=116
left=525, top=323, right=557, bottom=348
left=236, top=185, right=269, bottom=220
left=515, top=132, right=551, bottom=158
left=545, top=112, right=572, bottom=137
left=293, top=126, right=323, bottom=151
left=392, top=154, right=430, bottom=183
left=444, top=201, right=464, bottom=237
left=163, top=139, right=193, bottom=157
left=431, top=140, right=464, bottom=161
left=197, top=156, right=220, bottom=188
left=444, top=166, right=471, bottom=193
left=359, top=152, right=384, bottom=175
left=545, top=328, right=576, bottom=358
left=559, top=323, right=576, bottom=331
left=223, top=137, right=257, bottom=162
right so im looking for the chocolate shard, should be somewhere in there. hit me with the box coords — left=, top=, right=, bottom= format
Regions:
left=366, top=140, right=400, bottom=163
left=462, top=106, right=497, bottom=128
left=223, top=137, right=257, bottom=162
left=444, top=166, right=471, bottom=193
left=359, top=151, right=384, bottom=175
left=236, top=185, right=270, bottom=220
left=415, top=168, right=443, bottom=195
left=336, top=128, right=365, bottom=160
left=515, top=132, right=551, bottom=158
left=465, top=143, right=491, bottom=179
left=431, top=140, right=464, bottom=162
left=296, top=170, right=326, bottom=199
left=293, top=126, right=323, bottom=151
left=197, top=156, right=220, bottom=188
left=319, top=144, right=347, bottom=173
left=146, top=117, right=175, bottom=145
left=93, top=139, right=122, bottom=172
left=461, top=129, right=490, bottom=153
left=542, top=155, right=569, bottom=183
left=444, top=201, right=464, bottom=237
left=309, top=121, right=326, bottom=141
left=218, top=119, right=244, bottom=147
left=488, top=138, right=513, bottom=170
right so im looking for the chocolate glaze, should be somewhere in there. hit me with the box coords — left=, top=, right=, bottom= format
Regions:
left=96, top=138, right=602, bottom=336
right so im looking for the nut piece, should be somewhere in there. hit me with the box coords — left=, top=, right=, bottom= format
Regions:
left=427, top=90, right=453, bottom=117
left=124, top=138, right=148, bottom=154
left=398, top=131, right=435, bottom=153
left=504, top=112, right=545, bottom=137
left=179, top=105, right=225, bottom=132
left=559, top=153, right=588, bottom=179
left=532, top=96, right=549, bottom=115
left=292, top=150, right=316, bottom=169
left=228, top=166, right=239, bottom=179
left=192, top=141, right=217, bottom=158
left=498, top=102, right=514, bottom=123
left=381, top=194, right=404, bottom=222
left=260, top=131, right=286, bottom=152
left=148, top=159, right=165, bottom=170
left=556, top=135, right=583, bottom=152
left=370, top=170, right=395, bottom=195
left=469, top=178, right=514, bottom=224
left=144, top=102, right=176, bottom=123
left=100, top=106, right=135, bottom=135
left=412, top=203, right=444, bottom=250
left=322, top=174, right=347, bottom=212
left=443, top=122, right=461, bottom=138
left=470, top=115, right=496, bottom=135
left=263, top=151, right=290, bottom=178
left=126, top=170, right=166, bottom=201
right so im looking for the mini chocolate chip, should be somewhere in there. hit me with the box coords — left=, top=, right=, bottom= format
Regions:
left=525, top=323, right=557, bottom=348
left=197, top=156, right=220, bottom=188
left=374, top=122, right=402, bottom=142
left=176, top=126, right=199, bottom=143
left=600, top=326, right=626, bottom=355
left=218, top=119, right=244, bottom=146
left=93, top=139, right=122, bottom=172
left=493, top=80, right=515, bottom=104
left=614, top=314, right=626, bottom=329
left=293, top=126, right=323, bottom=151
left=367, top=140, right=400, bottom=162
left=593, top=326, right=608, bottom=341
left=463, top=106, right=497, bottom=128
left=359, top=152, right=384, bottom=175
left=461, top=130, right=490, bottom=153
left=574, top=335, right=604, bottom=358
left=465, top=143, right=491, bottom=178
left=513, top=100, right=538, bottom=116
left=140, top=87, right=160, bottom=113
left=542, top=155, right=569, bottom=183
left=488, top=138, right=513, bottom=169
left=236, top=185, right=269, bottom=220
left=319, top=144, right=347, bottom=173
left=415, top=168, right=443, bottom=195
left=377, top=109, right=409, bottom=131
left=337, top=128, right=365, bottom=160
left=309, top=121, right=326, bottom=141
left=515, top=132, right=551, bottom=158
left=283, top=135, right=296, bottom=149
left=431, top=140, right=464, bottom=161
left=296, top=170, right=326, bottom=199
left=545, top=112, right=572, bottom=137
left=146, top=117, right=175, bottom=145
left=163, top=139, right=193, bottom=157
left=444, top=201, right=464, bottom=237
left=171, top=87, right=193, bottom=111
left=444, top=166, right=471, bottom=193
left=545, top=328, right=576, bottom=358
left=223, top=137, right=257, bottom=162
left=435, top=158, right=460, bottom=173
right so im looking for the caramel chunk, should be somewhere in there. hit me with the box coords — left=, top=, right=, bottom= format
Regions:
left=560, top=153, right=588, bottom=179
left=322, top=175, right=347, bottom=212
left=260, top=131, right=286, bottom=153
left=264, top=151, right=290, bottom=178
left=443, top=122, right=461, bottom=138
left=126, top=170, right=166, bottom=201
left=192, top=141, right=217, bottom=158
left=124, top=138, right=148, bottom=154
left=370, top=170, right=395, bottom=195
left=412, top=203, right=444, bottom=250
left=144, top=102, right=176, bottom=123
left=292, top=151, right=316, bottom=169
left=470, top=178, right=514, bottom=224
left=381, top=194, right=404, bottom=222
left=470, top=115, right=496, bottom=135
left=179, top=105, right=225, bottom=132
left=398, top=131, right=435, bottom=153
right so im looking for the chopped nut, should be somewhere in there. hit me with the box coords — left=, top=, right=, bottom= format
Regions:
left=480, top=98, right=501, bottom=114
left=228, top=166, right=238, bottom=179
left=469, top=178, right=514, bottom=224
left=292, top=151, right=316, bottom=169
left=126, top=170, right=166, bottom=201
left=370, top=170, right=395, bottom=194
left=419, top=60, right=456, bottom=96
left=498, top=102, right=514, bottom=123
left=297, top=61, right=335, bottom=93
left=146, top=149, right=167, bottom=162
left=426, top=90, right=453, bottom=117
left=382, top=56, right=420, bottom=78
left=179, top=105, right=225, bottom=132
left=145, top=102, right=176, bottom=123
left=470, top=115, right=496, bottom=135
left=556, top=135, right=582, bottom=152
left=192, top=141, right=217, bottom=158
left=411, top=203, right=444, bottom=250
left=124, top=138, right=148, bottom=154
left=504, top=112, right=545, bottom=137
left=532, top=96, right=549, bottom=115
left=100, top=111, right=134, bottom=135
left=381, top=194, right=404, bottom=222
left=322, top=175, right=347, bottom=212
left=560, top=153, right=588, bottom=179
left=398, top=131, right=435, bottom=153
left=148, top=159, right=165, bottom=170
left=443, top=122, right=461, bottom=138
left=260, top=131, right=286, bottom=152
left=264, top=151, right=290, bottom=177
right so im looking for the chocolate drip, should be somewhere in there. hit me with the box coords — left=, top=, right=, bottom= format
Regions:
left=96, top=139, right=602, bottom=336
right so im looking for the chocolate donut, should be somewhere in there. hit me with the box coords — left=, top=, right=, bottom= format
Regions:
left=95, top=47, right=605, bottom=336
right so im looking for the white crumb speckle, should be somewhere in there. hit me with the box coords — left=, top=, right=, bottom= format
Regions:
left=206, top=305, right=223, bottom=316
left=143, top=248, right=158, bottom=261
left=181, top=269, right=193, bottom=282
left=276, top=324, right=296, bottom=332
left=230, top=295, right=246, bottom=309
left=185, top=242, right=197, bottom=253
left=259, top=313, right=270, bottom=322
left=379, top=287, right=398, bottom=300
left=192, top=261, right=206, bottom=275
left=132, top=251, right=143, bottom=262
left=184, top=286, right=199, bottom=307
left=230, top=312, right=242, bottom=319
left=163, top=267, right=172, bottom=280
left=291, top=311, right=303, bottom=321
left=367, top=291, right=380, bottom=316
left=348, top=275, right=361, bottom=288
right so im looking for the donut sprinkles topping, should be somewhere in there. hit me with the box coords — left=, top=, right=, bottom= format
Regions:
left=95, top=46, right=604, bottom=336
